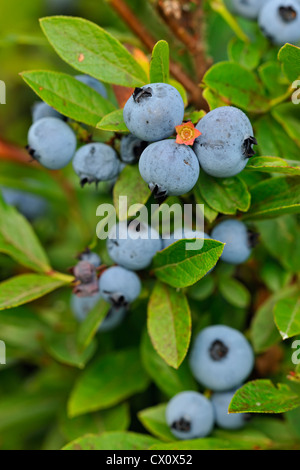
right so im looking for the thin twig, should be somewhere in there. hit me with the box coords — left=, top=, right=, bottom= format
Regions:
left=109, top=0, right=208, bottom=109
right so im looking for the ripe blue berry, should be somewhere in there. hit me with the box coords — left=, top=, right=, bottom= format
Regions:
left=163, top=228, right=210, bottom=249
left=120, top=134, right=148, bottom=164
left=99, top=266, right=141, bottom=308
left=211, top=388, right=248, bottom=430
left=107, top=222, right=162, bottom=271
left=27, top=117, right=77, bottom=170
left=189, top=325, right=254, bottom=391
left=72, top=143, right=120, bottom=186
left=193, top=107, right=257, bottom=178
left=32, top=101, right=63, bottom=122
left=228, top=0, right=268, bottom=19
left=123, top=83, right=185, bottom=142
left=166, top=391, right=215, bottom=440
left=259, top=0, right=300, bottom=45
left=75, top=74, right=108, bottom=98
left=211, top=219, right=255, bottom=265
left=139, top=140, right=200, bottom=198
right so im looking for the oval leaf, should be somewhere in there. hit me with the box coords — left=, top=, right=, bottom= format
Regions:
left=274, top=296, right=300, bottom=340
left=40, top=16, right=148, bottom=87
left=148, top=282, right=191, bottom=369
left=63, top=431, right=159, bottom=450
left=150, top=40, right=170, bottom=83
left=97, top=109, right=128, bottom=133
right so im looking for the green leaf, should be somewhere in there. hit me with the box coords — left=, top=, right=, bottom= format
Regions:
left=203, top=62, right=269, bottom=112
left=140, top=330, right=197, bottom=398
left=150, top=40, right=169, bottom=83
left=228, top=38, right=261, bottom=70
left=254, top=115, right=300, bottom=161
left=153, top=238, right=224, bottom=288
left=138, top=404, right=174, bottom=442
left=244, top=176, right=300, bottom=220
left=229, top=380, right=300, bottom=414
left=21, top=71, right=115, bottom=126
left=246, top=157, right=300, bottom=176
left=97, top=109, right=128, bottom=133
left=196, top=173, right=251, bottom=215
left=40, top=16, right=148, bottom=87
left=0, top=195, right=50, bottom=273
left=258, top=61, right=288, bottom=98
left=63, top=431, right=160, bottom=450
left=0, top=274, right=67, bottom=310
left=272, top=103, right=300, bottom=147
left=147, top=282, right=191, bottom=369
left=113, top=165, right=150, bottom=221
left=256, top=216, right=300, bottom=273
left=77, top=298, right=110, bottom=351
left=274, top=296, right=300, bottom=340
left=45, top=333, right=96, bottom=369
left=219, top=278, right=251, bottom=308
left=68, top=348, right=149, bottom=417
left=187, top=276, right=215, bottom=301
left=60, top=404, right=130, bottom=442
left=278, top=43, right=300, bottom=82
left=194, top=184, right=218, bottom=223
left=250, top=286, right=298, bottom=353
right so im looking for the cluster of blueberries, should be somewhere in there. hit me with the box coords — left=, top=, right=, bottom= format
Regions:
left=167, top=325, right=254, bottom=439
left=228, top=0, right=300, bottom=45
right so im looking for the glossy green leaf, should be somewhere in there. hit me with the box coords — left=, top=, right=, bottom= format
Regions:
left=203, top=62, right=269, bottom=112
left=245, top=176, right=300, bottom=220
left=272, top=103, right=300, bottom=147
left=138, top=404, right=174, bottom=442
left=148, top=282, right=191, bottom=369
left=68, top=349, right=149, bottom=417
left=229, top=380, right=300, bottom=414
left=246, top=157, right=300, bottom=175
left=21, top=70, right=115, bottom=126
left=153, top=239, right=224, bottom=288
left=219, top=278, right=251, bottom=308
left=197, top=173, right=251, bottom=215
left=45, top=333, right=96, bottom=369
left=150, top=40, right=169, bottom=83
left=274, top=296, right=300, bottom=340
left=40, top=17, right=148, bottom=87
left=278, top=43, right=300, bottom=82
left=113, top=165, right=150, bottom=221
left=0, top=274, right=67, bottom=310
left=77, top=298, right=110, bottom=351
left=0, top=195, right=50, bottom=273
left=97, top=109, right=128, bottom=133
left=63, top=431, right=159, bottom=450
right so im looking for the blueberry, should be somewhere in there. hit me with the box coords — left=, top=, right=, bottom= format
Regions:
left=2, top=187, right=48, bottom=220
left=258, top=0, right=300, bottom=45
left=193, top=107, right=257, bottom=178
left=99, top=266, right=141, bottom=308
left=75, top=74, right=108, bottom=98
left=211, top=388, right=248, bottom=430
left=70, top=294, right=126, bottom=332
left=123, top=83, right=185, bottom=142
left=139, top=140, right=200, bottom=198
left=107, top=222, right=162, bottom=271
left=71, top=292, right=101, bottom=322
left=163, top=228, right=210, bottom=249
left=32, top=101, right=63, bottom=122
left=227, top=0, right=268, bottom=19
left=27, top=117, right=77, bottom=170
left=189, top=325, right=254, bottom=391
left=120, top=134, right=148, bottom=164
left=211, top=219, right=255, bottom=265
left=166, top=391, right=215, bottom=440
left=79, top=250, right=101, bottom=268
left=72, top=143, right=120, bottom=186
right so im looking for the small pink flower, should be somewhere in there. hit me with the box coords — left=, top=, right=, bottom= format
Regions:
left=175, top=121, right=201, bottom=146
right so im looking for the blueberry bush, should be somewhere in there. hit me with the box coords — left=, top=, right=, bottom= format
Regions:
left=0, top=0, right=300, bottom=451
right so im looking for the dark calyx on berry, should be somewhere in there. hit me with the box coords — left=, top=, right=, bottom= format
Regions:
left=25, top=145, right=36, bottom=158
left=133, top=87, right=153, bottom=103
left=279, top=6, right=297, bottom=22
left=248, top=230, right=260, bottom=248
left=243, top=136, right=258, bottom=158
left=105, top=292, right=128, bottom=309
left=210, top=340, right=229, bottom=361
left=172, top=417, right=191, bottom=433
left=149, top=183, right=168, bottom=200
